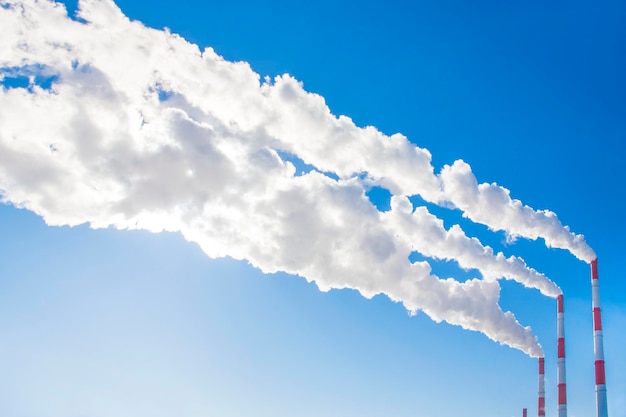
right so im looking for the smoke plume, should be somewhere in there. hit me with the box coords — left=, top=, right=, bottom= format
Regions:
left=0, top=0, right=592, bottom=356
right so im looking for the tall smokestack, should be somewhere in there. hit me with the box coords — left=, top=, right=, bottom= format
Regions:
left=591, top=259, right=608, bottom=417
left=523, top=408, right=528, bottom=417
left=538, top=357, right=545, bottom=417
left=557, top=294, right=567, bottom=417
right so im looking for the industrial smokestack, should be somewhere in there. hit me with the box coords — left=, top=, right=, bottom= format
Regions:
left=591, top=259, right=608, bottom=417
left=538, top=357, right=545, bottom=417
left=557, top=294, right=567, bottom=417
left=523, top=408, right=528, bottom=417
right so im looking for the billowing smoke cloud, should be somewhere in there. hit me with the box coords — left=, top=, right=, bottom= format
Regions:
left=439, top=160, right=596, bottom=262
left=0, top=0, right=591, bottom=357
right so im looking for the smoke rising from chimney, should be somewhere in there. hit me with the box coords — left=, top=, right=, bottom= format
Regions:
left=0, top=0, right=595, bottom=357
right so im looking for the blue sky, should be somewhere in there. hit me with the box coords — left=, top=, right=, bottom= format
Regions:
left=0, top=1, right=625, bottom=416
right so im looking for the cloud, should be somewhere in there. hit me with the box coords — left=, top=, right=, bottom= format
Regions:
left=0, top=0, right=594, bottom=358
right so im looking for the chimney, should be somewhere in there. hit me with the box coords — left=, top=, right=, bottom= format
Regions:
left=591, top=259, right=608, bottom=417
left=523, top=408, right=528, bottom=417
left=557, top=294, right=567, bottom=417
left=538, top=357, right=545, bottom=417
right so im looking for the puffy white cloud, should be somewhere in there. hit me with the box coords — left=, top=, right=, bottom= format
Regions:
left=0, top=0, right=596, bottom=358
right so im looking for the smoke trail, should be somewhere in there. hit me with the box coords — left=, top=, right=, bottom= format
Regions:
left=0, top=0, right=594, bottom=266
left=0, top=0, right=581, bottom=357
left=439, top=160, right=596, bottom=263
left=385, top=196, right=560, bottom=297
left=262, top=75, right=595, bottom=263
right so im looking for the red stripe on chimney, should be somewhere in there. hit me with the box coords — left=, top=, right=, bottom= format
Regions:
left=591, top=258, right=599, bottom=280
left=593, top=307, right=603, bottom=331
left=595, top=360, right=606, bottom=385
left=558, top=383, right=567, bottom=405
left=558, top=338, right=565, bottom=358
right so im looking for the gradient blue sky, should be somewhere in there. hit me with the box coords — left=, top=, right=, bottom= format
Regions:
left=1, top=1, right=625, bottom=416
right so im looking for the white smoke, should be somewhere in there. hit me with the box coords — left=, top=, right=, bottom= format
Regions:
left=439, top=160, right=596, bottom=263
left=0, top=0, right=591, bottom=357
left=385, top=196, right=561, bottom=297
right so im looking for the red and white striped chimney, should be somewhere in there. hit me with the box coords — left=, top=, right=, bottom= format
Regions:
left=557, top=294, right=567, bottom=417
left=523, top=408, right=528, bottom=417
left=538, top=357, right=545, bottom=417
left=591, top=259, right=608, bottom=417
